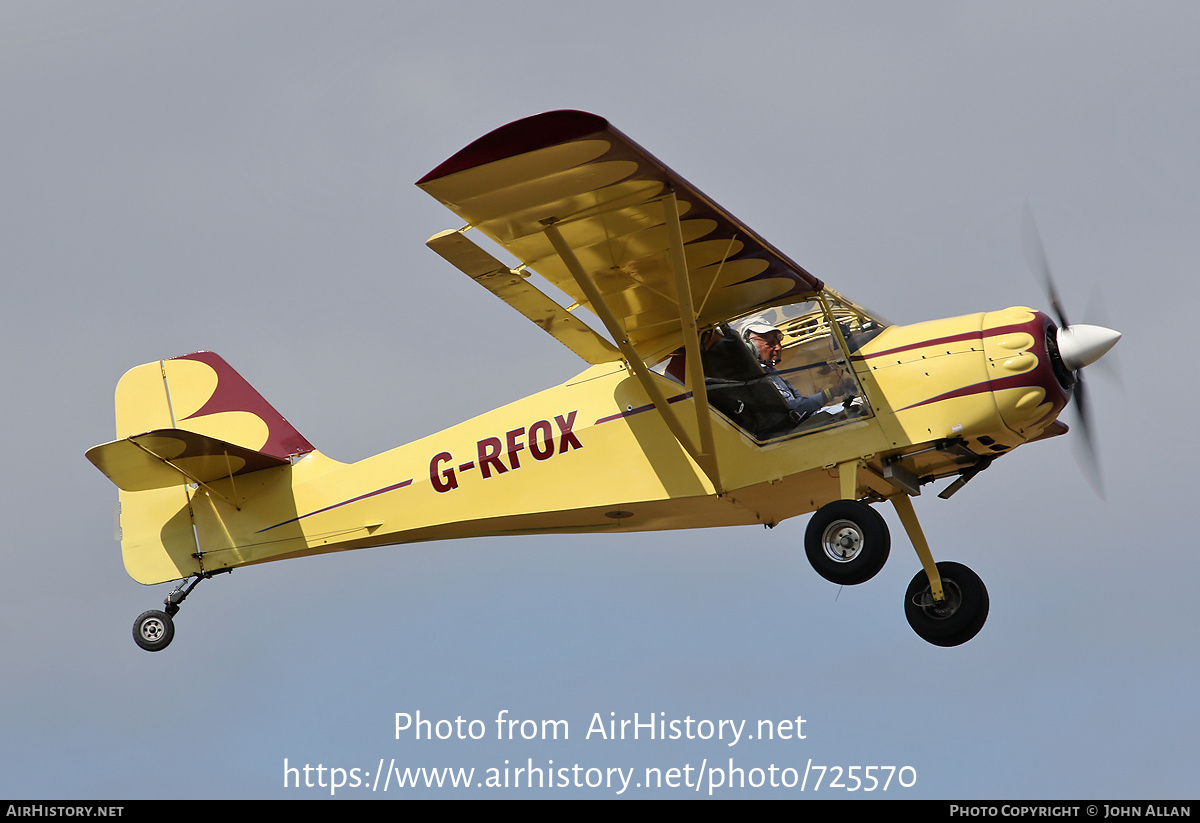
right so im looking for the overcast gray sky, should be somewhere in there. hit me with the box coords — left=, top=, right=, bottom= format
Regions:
left=2, top=1, right=1196, bottom=799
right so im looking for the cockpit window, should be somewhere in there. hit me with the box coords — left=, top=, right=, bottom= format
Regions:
left=693, top=295, right=886, bottom=443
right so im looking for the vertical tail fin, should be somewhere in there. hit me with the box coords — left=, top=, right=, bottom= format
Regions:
left=97, top=351, right=313, bottom=584
left=115, top=351, right=314, bottom=458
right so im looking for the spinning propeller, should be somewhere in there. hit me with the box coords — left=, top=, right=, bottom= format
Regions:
left=1021, top=203, right=1121, bottom=496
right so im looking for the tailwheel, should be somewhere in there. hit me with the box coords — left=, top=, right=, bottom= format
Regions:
left=133, top=610, right=175, bottom=652
left=804, top=500, right=890, bottom=585
left=904, top=561, right=988, bottom=647
left=129, top=568, right=230, bottom=651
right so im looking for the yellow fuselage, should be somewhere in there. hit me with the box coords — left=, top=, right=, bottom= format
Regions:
left=118, top=306, right=1069, bottom=585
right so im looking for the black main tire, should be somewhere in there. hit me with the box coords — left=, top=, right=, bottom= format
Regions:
left=804, top=500, right=890, bottom=585
left=904, top=561, right=989, bottom=647
left=133, top=609, right=175, bottom=652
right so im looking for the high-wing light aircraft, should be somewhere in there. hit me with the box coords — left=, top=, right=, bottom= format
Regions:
left=87, top=111, right=1120, bottom=651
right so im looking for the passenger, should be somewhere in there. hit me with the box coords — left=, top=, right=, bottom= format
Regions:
left=740, top=319, right=858, bottom=418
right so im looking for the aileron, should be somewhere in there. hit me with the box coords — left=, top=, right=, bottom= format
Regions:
left=426, top=229, right=621, bottom=364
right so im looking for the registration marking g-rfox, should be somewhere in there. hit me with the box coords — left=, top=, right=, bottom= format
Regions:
left=258, top=410, right=583, bottom=532
left=430, top=411, right=582, bottom=492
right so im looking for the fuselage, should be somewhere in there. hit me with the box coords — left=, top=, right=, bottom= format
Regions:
left=155, top=305, right=1069, bottom=583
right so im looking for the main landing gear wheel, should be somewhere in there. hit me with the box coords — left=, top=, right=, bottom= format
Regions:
left=133, top=610, right=175, bottom=652
left=804, top=500, right=890, bottom=585
left=904, top=561, right=988, bottom=647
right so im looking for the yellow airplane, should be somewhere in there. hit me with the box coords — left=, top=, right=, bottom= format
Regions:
left=86, top=111, right=1120, bottom=651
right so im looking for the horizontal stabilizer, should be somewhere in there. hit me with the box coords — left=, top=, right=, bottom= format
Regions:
left=86, top=429, right=289, bottom=492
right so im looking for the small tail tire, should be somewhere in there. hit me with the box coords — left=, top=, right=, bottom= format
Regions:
left=133, top=610, right=175, bottom=652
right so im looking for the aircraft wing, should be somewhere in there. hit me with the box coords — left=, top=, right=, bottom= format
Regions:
left=418, top=110, right=824, bottom=363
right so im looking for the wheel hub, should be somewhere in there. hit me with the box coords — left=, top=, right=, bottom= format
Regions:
left=821, top=519, right=863, bottom=563
left=913, top=578, right=963, bottom=619
left=140, top=618, right=166, bottom=641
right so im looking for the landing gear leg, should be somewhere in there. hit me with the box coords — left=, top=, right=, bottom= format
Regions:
left=131, top=568, right=231, bottom=652
left=889, top=494, right=988, bottom=647
left=889, top=494, right=943, bottom=601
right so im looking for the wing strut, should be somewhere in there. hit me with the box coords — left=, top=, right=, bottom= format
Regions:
left=542, top=218, right=723, bottom=493
left=663, top=190, right=720, bottom=487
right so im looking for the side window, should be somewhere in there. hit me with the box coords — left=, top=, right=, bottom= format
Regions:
left=701, top=298, right=883, bottom=443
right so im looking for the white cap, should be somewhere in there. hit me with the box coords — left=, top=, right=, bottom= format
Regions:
left=740, top=317, right=781, bottom=336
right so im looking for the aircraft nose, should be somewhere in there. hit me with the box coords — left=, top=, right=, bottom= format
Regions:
left=1056, top=324, right=1121, bottom=370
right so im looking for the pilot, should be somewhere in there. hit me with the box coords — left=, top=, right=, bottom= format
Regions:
left=741, top=319, right=858, bottom=417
